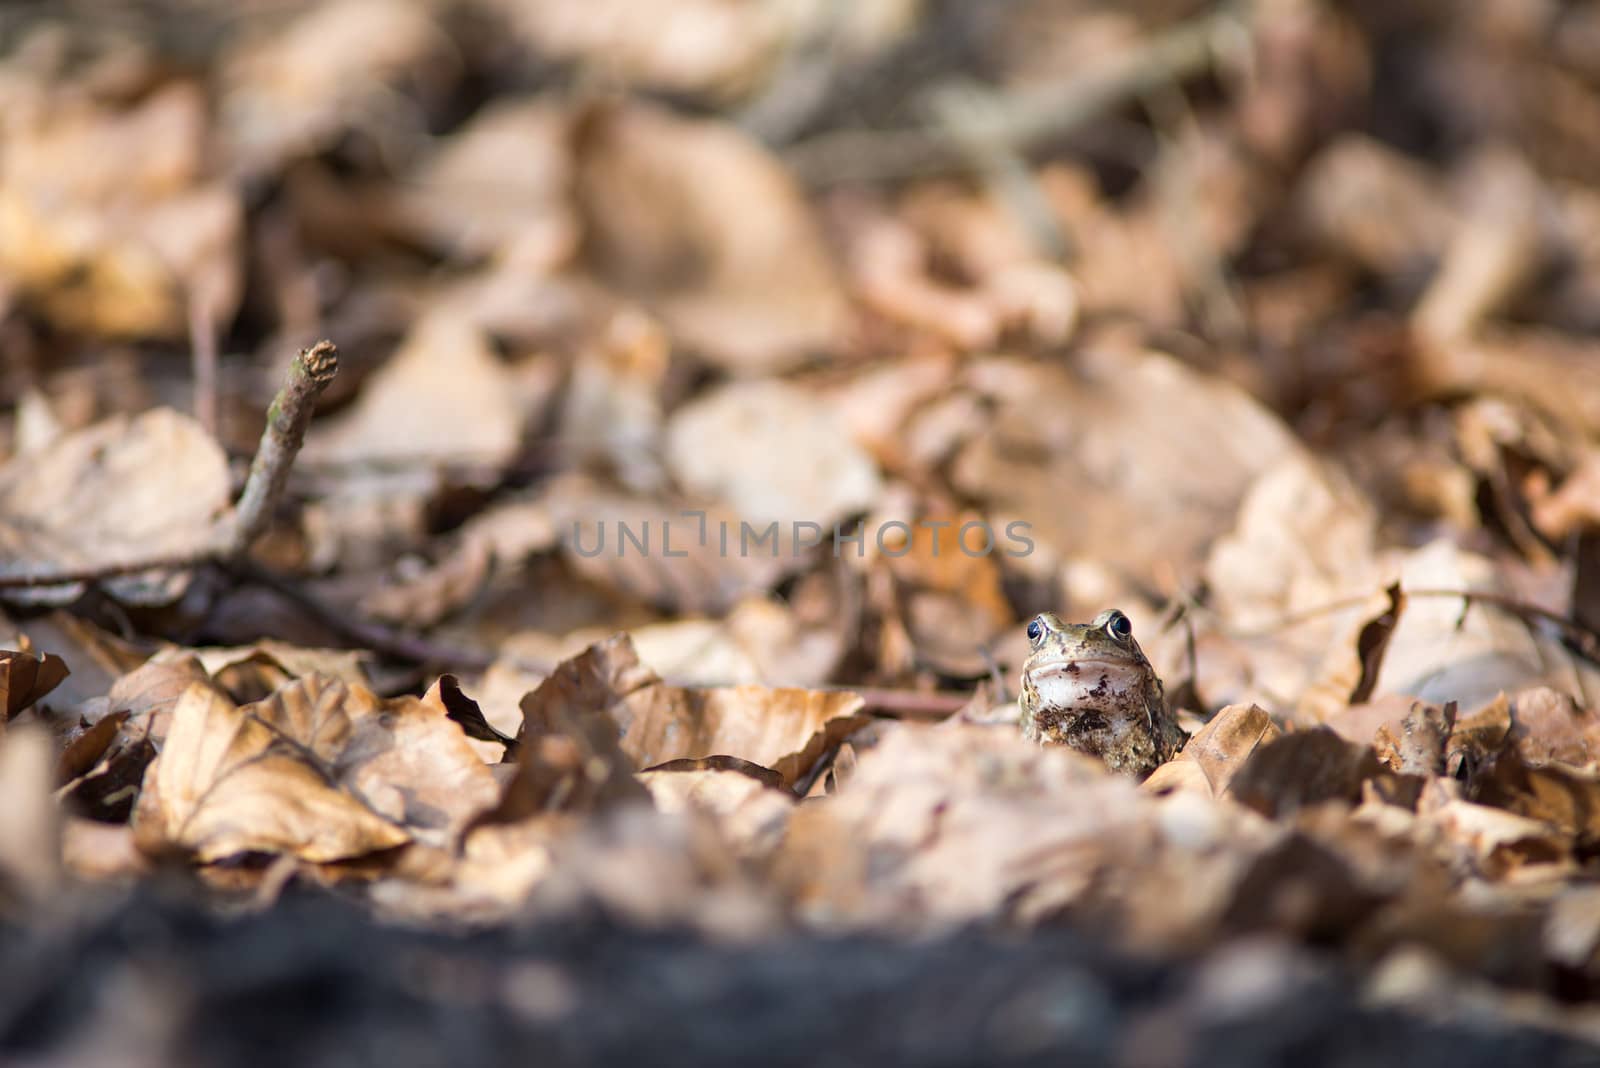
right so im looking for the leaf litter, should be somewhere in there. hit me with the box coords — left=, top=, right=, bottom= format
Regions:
left=5, top=1, right=1600, bottom=1063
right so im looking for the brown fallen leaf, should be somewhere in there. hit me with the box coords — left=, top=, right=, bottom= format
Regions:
left=0, top=409, right=230, bottom=605
left=55, top=710, right=129, bottom=785
left=516, top=633, right=870, bottom=790
left=247, top=676, right=501, bottom=845
left=428, top=675, right=518, bottom=756
left=304, top=313, right=530, bottom=470
left=133, top=682, right=411, bottom=864
left=1229, top=727, right=1389, bottom=818
left=0, top=644, right=69, bottom=720
left=1473, top=748, right=1600, bottom=846
left=0, top=79, right=242, bottom=337
left=777, top=722, right=1143, bottom=929
left=572, top=100, right=849, bottom=374
left=475, top=644, right=662, bottom=827
left=638, top=763, right=794, bottom=860
left=1145, top=703, right=1282, bottom=800
left=1505, top=687, right=1600, bottom=770
left=1349, top=583, right=1406, bottom=705
left=664, top=380, right=883, bottom=529
left=220, top=0, right=455, bottom=174
left=952, top=348, right=1300, bottom=597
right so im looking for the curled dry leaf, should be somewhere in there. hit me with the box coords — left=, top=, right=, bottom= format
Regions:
left=133, top=682, right=410, bottom=864
left=1506, top=687, right=1600, bottom=769
left=1144, top=702, right=1281, bottom=800
left=480, top=640, right=660, bottom=825
left=0, top=409, right=230, bottom=605
left=517, top=633, right=870, bottom=790
left=252, top=675, right=500, bottom=844
left=573, top=101, right=849, bottom=374
left=0, top=645, right=69, bottom=720
left=134, top=675, right=498, bottom=862
left=183, top=643, right=373, bottom=705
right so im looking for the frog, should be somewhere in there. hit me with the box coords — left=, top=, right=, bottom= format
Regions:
left=1019, top=609, right=1185, bottom=777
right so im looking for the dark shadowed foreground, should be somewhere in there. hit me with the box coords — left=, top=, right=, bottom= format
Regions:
left=1, top=889, right=1592, bottom=1068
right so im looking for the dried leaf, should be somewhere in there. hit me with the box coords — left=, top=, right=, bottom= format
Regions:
left=953, top=349, right=1300, bottom=590
left=0, top=82, right=241, bottom=336
left=0, top=646, right=69, bottom=719
left=1229, top=728, right=1387, bottom=817
left=305, top=314, right=529, bottom=469
left=428, top=675, right=518, bottom=754
left=1164, top=703, right=1283, bottom=800
left=638, top=763, right=794, bottom=858
left=133, top=682, right=410, bottom=864
left=665, top=380, right=883, bottom=529
left=573, top=101, right=848, bottom=373
left=250, top=676, right=501, bottom=844
left=1350, top=583, right=1405, bottom=705
left=0, top=409, right=229, bottom=604
left=509, top=634, right=870, bottom=795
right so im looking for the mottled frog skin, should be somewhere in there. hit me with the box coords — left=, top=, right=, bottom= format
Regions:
left=1019, top=609, right=1185, bottom=777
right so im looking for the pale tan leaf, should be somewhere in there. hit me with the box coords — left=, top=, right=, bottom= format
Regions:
left=133, top=683, right=408, bottom=864
left=573, top=101, right=848, bottom=373
left=0, top=409, right=230, bottom=605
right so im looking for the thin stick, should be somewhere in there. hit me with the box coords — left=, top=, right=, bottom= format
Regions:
left=1223, top=587, right=1600, bottom=661
left=0, top=554, right=220, bottom=591
left=784, top=8, right=1231, bottom=185
left=188, top=295, right=219, bottom=436
left=228, top=340, right=338, bottom=557
left=234, top=559, right=501, bottom=671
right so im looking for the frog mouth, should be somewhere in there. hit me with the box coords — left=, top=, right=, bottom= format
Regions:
left=1027, top=659, right=1139, bottom=682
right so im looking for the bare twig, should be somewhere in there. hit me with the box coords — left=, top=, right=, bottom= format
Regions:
left=784, top=8, right=1233, bottom=185
left=234, top=559, right=502, bottom=671
left=228, top=340, right=339, bottom=557
left=927, top=81, right=1072, bottom=262
left=0, top=341, right=339, bottom=593
left=848, top=687, right=971, bottom=719
left=188, top=295, right=219, bottom=436
left=1222, top=586, right=1600, bottom=664
left=0, top=554, right=221, bottom=591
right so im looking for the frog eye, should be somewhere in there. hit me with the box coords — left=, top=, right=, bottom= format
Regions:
left=1026, top=617, right=1045, bottom=645
left=1105, top=611, right=1133, bottom=641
